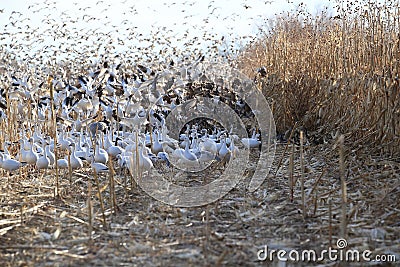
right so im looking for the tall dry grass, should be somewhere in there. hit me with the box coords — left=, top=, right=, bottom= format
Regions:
left=238, top=0, right=400, bottom=157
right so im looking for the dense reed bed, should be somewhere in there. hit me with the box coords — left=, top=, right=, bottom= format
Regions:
left=238, top=0, right=400, bottom=157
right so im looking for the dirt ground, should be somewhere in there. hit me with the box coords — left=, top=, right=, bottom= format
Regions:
left=1, top=144, right=399, bottom=266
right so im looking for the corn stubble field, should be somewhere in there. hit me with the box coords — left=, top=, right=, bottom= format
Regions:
left=1, top=1, right=400, bottom=266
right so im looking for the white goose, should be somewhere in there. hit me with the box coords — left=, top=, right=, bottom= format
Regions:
left=85, top=146, right=107, bottom=175
left=183, top=137, right=198, bottom=161
left=1, top=142, right=12, bottom=161
left=241, top=129, right=261, bottom=148
left=56, top=158, right=69, bottom=170
left=218, top=137, right=230, bottom=160
left=36, top=144, right=50, bottom=170
left=151, top=131, right=164, bottom=155
left=58, top=132, right=72, bottom=151
left=105, top=134, right=124, bottom=158
left=26, top=138, right=39, bottom=166
left=91, top=160, right=109, bottom=174
left=199, top=135, right=218, bottom=154
left=18, top=138, right=30, bottom=163
left=75, top=142, right=90, bottom=162
left=45, top=144, right=55, bottom=167
left=0, top=153, right=25, bottom=173
left=69, top=144, right=84, bottom=170
left=174, top=137, right=200, bottom=170
left=94, top=142, right=109, bottom=164
left=138, top=142, right=153, bottom=172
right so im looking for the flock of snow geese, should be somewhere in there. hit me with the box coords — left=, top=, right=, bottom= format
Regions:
left=0, top=0, right=268, bottom=182
left=0, top=57, right=263, bottom=180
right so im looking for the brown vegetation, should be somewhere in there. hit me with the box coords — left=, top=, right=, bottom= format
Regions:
left=238, top=0, right=400, bottom=157
left=1, top=1, right=399, bottom=266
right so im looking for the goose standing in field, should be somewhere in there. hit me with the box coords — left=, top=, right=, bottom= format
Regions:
left=69, top=144, right=84, bottom=170
left=198, top=133, right=218, bottom=154
left=58, top=131, right=72, bottom=151
left=74, top=142, right=90, bottom=162
left=183, top=137, right=198, bottom=161
left=241, top=129, right=261, bottom=148
left=174, top=137, right=200, bottom=170
left=151, top=130, right=164, bottom=155
left=107, top=142, right=124, bottom=158
left=138, top=142, right=153, bottom=172
left=45, top=143, right=55, bottom=167
left=91, top=159, right=109, bottom=174
left=94, top=141, right=109, bottom=164
left=18, top=139, right=29, bottom=163
left=116, top=152, right=133, bottom=171
left=36, top=143, right=50, bottom=171
left=1, top=142, right=12, bottom=161
left=218, top=136, right=230, bottom=160
left=105, top=134, right=124, bottom=158
left=0, top=152, right=25, bottom=173
left=32, top=129, right=44, bottom=144
left=129, top=140, right=153, bottom=174
left=26, top=138, right=39, bottom=166
left=56, top=158, right=69, bottom=171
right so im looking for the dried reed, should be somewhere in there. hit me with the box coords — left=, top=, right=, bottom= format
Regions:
left=338, top=134, right=347, bottom=238
left=108, top=157, right=118, bottom=213
left=48, top=76, right=60, bottom=197
left=300, top=131, right=305, bottom=219
left=289, top=143, right=294, bottom=202
left=238, top=1, right=400, bottom=157
left=87, top=175, right=93, bottom=240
